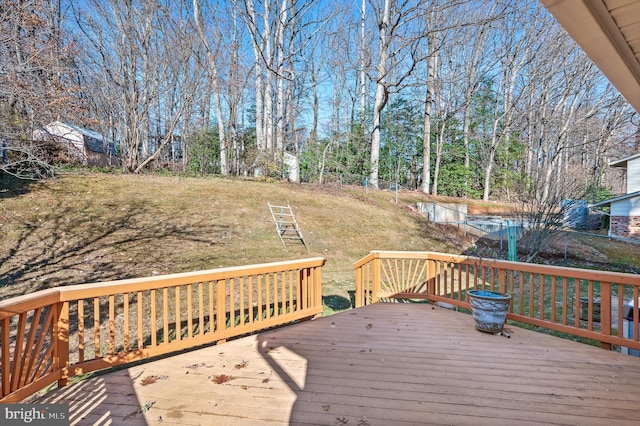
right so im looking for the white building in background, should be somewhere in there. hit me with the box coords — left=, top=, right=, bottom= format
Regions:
left=283, top=152, right=298, bottom=183
left=33, top=121, right=119, bottom=168
left=591, top=153, right=640, bottom=240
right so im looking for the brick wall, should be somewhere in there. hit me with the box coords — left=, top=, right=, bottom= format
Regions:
left=610, top=216, right=640, bottom=239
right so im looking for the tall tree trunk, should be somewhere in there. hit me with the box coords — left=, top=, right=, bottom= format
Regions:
left=213, top=80, right=228, bottom=174
left=227, top=7, right=241, bottom=174
left=370, top=82, right=386, bottom=189
left=275, top=0, right=287, bottom=152
left=193, top=0, right=227, bottom=174
left=360, top=0, right=366, bottom=122
left=310, top=51, right=319, bottom=145
left=482, top=114, right=502, bottom=201
left=236, top=0, right=265, bottom=151
left=432, top=120, right=446, bottom=196
left=263, top=3, right=274, bottom=151
left=421, top=49, right=436, bottom=194
left=461, top=11, right=492, bottom=196
left=369, top=0, right=391, bottom=190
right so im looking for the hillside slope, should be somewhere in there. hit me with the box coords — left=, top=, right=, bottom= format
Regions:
left=2, top=172, right=639, bottom=308
left=0, top=172, right=463, bottom=301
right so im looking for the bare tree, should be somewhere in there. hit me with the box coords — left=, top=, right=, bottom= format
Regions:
left=513, top=189, right=564, bottom=263
left=233, top=0, right=329, bottom=179
left=224, top=6, right=252, bottom=175
left=523, top=38, right=615, bottom=204
left=135, top=15, right=200, bottom=173
left=480, top=2, right=542, bottom=201
left=359, top=0, right=368, bottom=123
left=459, top=2, right=501, bottom=196
left=418, top=0, right=498, bottom=195
left=73, top=0, right=201, bottom=173
left=1, top=0, right=82, bottom=179
left=421, top=28, right=437, bottom=194
left=513, top=167, right=581, bottom=263
left=368, top=0, right=427, bottom=189
left=431, top=59, right=461, bottom=196
left=233, top=0, right=278, bottom=153
left=193, top=0, right=228, bottom=175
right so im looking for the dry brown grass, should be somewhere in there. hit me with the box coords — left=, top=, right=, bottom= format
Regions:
left=2, top=171, right=639, bottom=312
left=0, top=171, right=461, bottom=305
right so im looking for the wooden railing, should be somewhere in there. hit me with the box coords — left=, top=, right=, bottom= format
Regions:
left=355, top=251, right=640, bottom=352
left=0, top=257, right=325, bottom=402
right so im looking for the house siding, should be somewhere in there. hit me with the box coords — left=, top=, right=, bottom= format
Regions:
left=611, top=197, right=640, bottom=216
left=627, top=157, right=640, bottom=193
left=610, top=216, right=640, bottom=239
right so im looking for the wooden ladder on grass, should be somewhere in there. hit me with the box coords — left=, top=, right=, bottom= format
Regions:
left=268, top=202, right=309, bottom=252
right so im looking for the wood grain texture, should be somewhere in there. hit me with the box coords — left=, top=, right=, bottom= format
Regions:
left=36, top=302, right=640, bottom=425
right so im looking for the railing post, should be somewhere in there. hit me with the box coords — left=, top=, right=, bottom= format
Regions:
left=355, top=266, right=363, bottom=308
left=498, top=268, right=506, bottom=294
left=56, top=301, right=70, bottom=389
left=426, top=258, right=436, bottom=296
left=298, top=268, right=308, bottom=310
left=600, top=282, right=612, bottom=350
left=216, top=279, right=226, bottom=335
left=313, top=266, right=323, bottom=317
left=372, top=256, right=381, bottom=304
left=1, top=318, right=10, bottom=398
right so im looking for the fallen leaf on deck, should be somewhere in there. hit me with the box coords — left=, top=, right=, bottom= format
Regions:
left=262, top=378, right=270, bottom=383
left=140, top=376, right=157, bottom=386
left=213, top=374, right=233, bottom=384
left=365, top=323, right=372, bottom=329
left=323, top=405, right=330, bottom=412
left=140, top=375, right=167, bottom=386
left=234, top=360, right=248, bottom=369
left=241, top=385, right=248, bottom=390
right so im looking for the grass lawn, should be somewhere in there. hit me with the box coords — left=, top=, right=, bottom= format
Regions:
left=2, top=170, right=640, bottom=317
left=0, top=171, right=459, bottom=307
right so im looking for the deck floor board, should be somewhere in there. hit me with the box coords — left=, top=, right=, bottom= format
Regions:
left=36, top=303, right=640, bottom=425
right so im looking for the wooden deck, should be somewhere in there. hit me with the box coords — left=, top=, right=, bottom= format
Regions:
left=36, top=303, right=640, bottom=425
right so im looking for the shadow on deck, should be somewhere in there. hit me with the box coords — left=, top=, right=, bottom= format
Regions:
left=37, top=303, right=640, bottom=425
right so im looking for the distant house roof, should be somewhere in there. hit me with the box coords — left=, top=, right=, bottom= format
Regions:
left=589, top=190, right=640, bottom=208
left=608, top=152, right=640, bottom=169
left=41, top=121, right=116, bottom=156
left=63, top=122, right=106, bottom=154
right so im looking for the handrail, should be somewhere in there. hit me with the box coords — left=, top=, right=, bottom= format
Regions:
left=355, top=251, right=640, bottom=353
left=0, top=257, right=326, bottom=402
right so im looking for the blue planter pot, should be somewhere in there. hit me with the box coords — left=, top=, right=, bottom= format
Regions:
left=468, top=290, right=512, bottom=333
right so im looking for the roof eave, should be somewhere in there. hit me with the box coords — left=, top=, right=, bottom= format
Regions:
left=589, top=190, right=640, bottom=208
left=541, top=0, right=640, bottom=113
